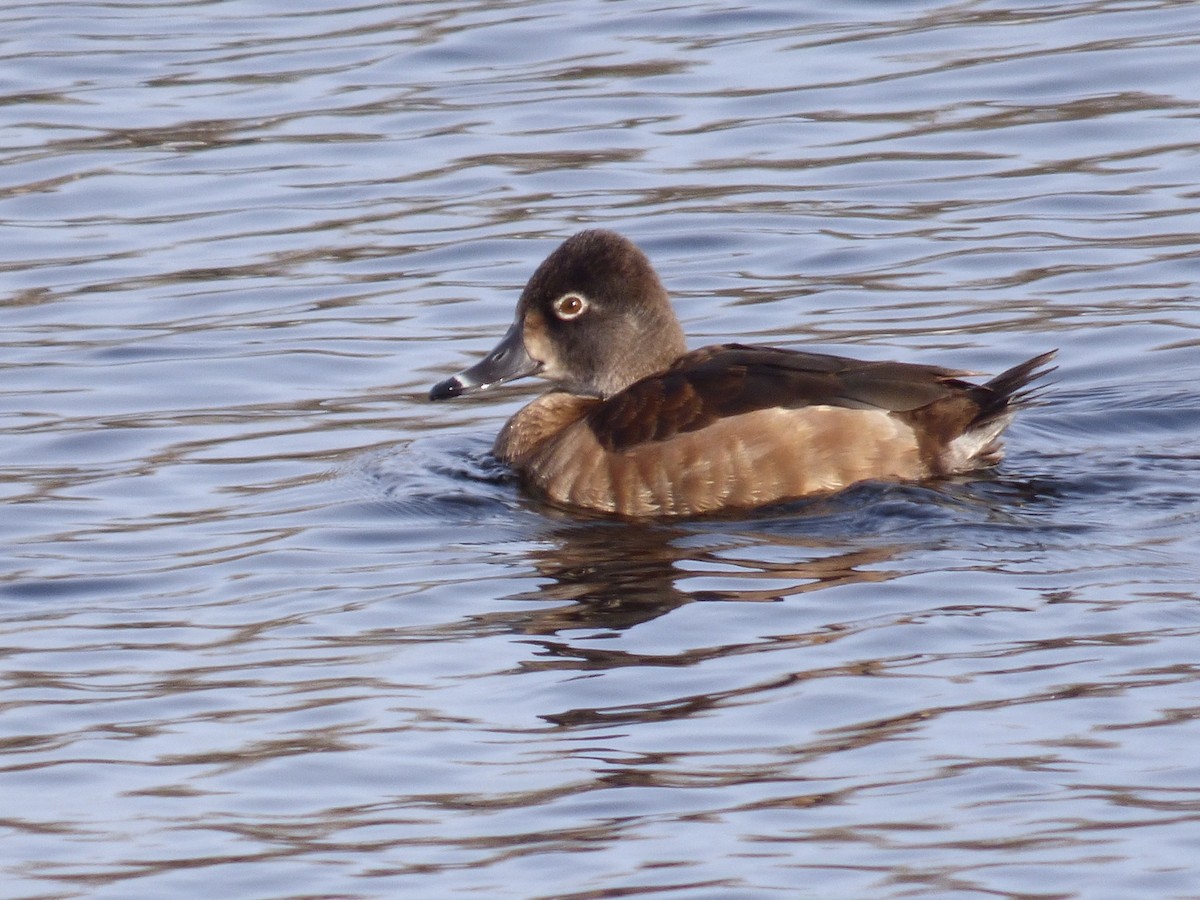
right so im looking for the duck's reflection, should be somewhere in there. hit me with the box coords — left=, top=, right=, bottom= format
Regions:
left=489, top=507, right=908, bottom=635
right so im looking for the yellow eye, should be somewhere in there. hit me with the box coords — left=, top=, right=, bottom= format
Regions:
left=553, top=293, right=587, bottom=320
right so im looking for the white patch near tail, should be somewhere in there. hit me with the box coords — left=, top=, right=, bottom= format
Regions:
left=941, top=411, right=1015, bottom=473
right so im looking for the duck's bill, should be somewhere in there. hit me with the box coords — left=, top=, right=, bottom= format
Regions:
left=429, top=322, right=542, bottom=401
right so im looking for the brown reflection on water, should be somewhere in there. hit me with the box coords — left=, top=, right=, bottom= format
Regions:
left=483, top=519, right=906, bottom=634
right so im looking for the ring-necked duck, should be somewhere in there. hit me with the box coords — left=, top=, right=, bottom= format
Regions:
left=430, top=229, right=1055, bottom=517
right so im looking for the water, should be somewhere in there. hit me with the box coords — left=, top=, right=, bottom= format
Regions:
left=3, top=1, right=1200, bottom=897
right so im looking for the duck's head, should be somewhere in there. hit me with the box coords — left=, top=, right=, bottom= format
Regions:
left=430, top=230, right=687, bottom=402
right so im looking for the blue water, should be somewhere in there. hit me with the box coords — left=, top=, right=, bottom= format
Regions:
left=3, top=1, right=1200, bottom=897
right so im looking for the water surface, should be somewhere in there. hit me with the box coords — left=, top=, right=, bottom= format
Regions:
left=4, top=1, right=1200, bottom=898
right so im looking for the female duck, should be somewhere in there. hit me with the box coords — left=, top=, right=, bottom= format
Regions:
left=430, top=230, right=1054, bottom=518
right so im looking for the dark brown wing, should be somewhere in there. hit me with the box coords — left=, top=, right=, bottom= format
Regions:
left=587, top=344, right=984, bottom=452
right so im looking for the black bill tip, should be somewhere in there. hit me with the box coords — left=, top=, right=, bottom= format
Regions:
left=429, top=376, right=465, bottom=401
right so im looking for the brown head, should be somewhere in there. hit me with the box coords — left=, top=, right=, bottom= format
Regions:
left=430, top=230, right=688, bottom=401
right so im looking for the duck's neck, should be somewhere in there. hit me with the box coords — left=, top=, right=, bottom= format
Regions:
left=597, top=293, right=687, bottom=397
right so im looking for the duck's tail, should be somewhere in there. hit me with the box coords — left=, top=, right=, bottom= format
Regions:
left=944, top=350, right=1058, bottom=471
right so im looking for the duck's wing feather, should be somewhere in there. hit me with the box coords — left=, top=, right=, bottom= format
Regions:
left=588, top=344, right=1007, bottom=453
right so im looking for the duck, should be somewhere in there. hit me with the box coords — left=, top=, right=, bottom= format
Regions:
left=429, top=229, right=1055, bottom=518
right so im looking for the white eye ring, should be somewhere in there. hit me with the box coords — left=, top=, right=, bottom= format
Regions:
left=552, top=293, right=588, bottom=320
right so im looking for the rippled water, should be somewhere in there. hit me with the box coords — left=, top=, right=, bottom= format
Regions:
left=4, top=1, right=1200, bottom=897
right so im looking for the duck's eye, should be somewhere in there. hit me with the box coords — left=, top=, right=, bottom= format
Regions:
left=552, top=293, right=588, bottom=320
